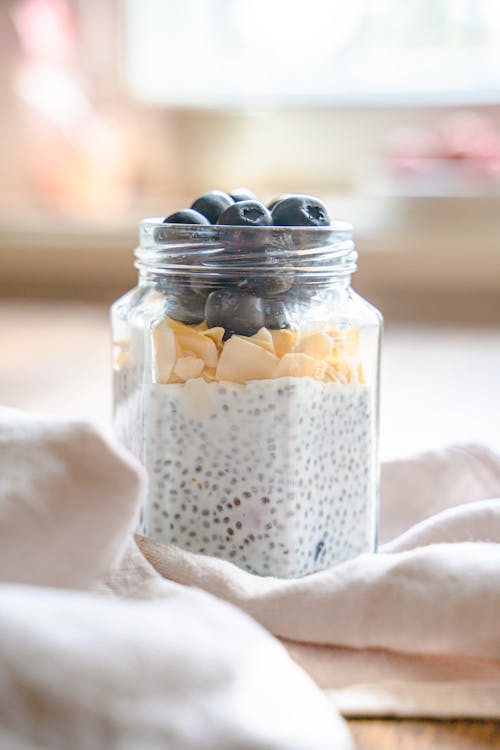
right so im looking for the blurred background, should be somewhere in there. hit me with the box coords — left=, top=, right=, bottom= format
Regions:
left=1, top=0, right=500, bottom=457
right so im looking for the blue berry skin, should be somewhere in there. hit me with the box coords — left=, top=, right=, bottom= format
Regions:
left=166, top=288, right=206, bottom=324
left=191, top=190, right=234, bottom=224
left=163, top=209, right=210, bottom=225
left=217, top=200, right=272, bottom=227
left=314, top=540, right=325, bottom=562
left=267, top=194, right=290, bottom=212
left=239, top=274, right=294, bottom=297
left=189, top=280, right=212, bottom=299
left=272, top=194, right=330, bottom=227
left=230, top=187, right=256, bottom=202
left=263, top=298, right=291, bottom=329
left=205, top=289, right=265, bottom=339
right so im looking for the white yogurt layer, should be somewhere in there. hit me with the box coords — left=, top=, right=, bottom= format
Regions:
left=137, top=376, right=376, bottom=577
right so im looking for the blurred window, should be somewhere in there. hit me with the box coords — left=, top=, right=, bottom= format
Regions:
left=1, top=0, right=500, bottom=304
left=125, top=0, right=500, bottom=106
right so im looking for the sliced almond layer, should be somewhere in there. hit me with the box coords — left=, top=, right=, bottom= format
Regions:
left=152, top=320, right=178, bottom=383
left=153, top=315, right=363, bottom=386
left=174, top=356, right=205, bottom=381
left=344, top=328, right=360, bottom=355
left=202, top=367, right=217, bottom=382
left=203, top=327, right=225, bottom=348
left=249, top=327, right=276, bottom=354
left=193, top=320, right=209, bottom=331
left=296, top=332, right=332, bottom=360
left=216, top=335, right=278, bottom=384
left=276, top=353, right=323, bottom=378
left=330, top=327, right=360, bottom=358
left=326, top=357, right=352, bottom=384
left=166, top=318, right=218, bottom=368
left=357, top=362, right=365, bottom=384
left=270, top=329, right=296, bottom=358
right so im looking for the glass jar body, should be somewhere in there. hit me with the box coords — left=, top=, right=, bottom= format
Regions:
left=111, top=222, right=381, bottom=577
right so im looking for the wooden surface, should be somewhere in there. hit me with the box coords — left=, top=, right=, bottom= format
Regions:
left=1, top=299, right=499, bottom=749
left=349, top=719, right=500, bottom=749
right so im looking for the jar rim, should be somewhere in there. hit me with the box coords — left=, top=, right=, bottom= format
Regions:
left=136, top=218, right=357, bottom=281
left=140, top=217, right=353, bottom=238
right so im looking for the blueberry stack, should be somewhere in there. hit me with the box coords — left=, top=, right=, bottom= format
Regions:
left=163, top=189, right=331, bottom=336
left=165, top=189, right=330, bottom=228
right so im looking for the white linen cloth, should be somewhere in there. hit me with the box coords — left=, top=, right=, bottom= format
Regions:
left=115, top=444, right=500, bottom=719
left=1, top=407, right=500, bottom=748
left=0, top=584, right=348, bottom=750
left=0, top=407, right=350, bottom=750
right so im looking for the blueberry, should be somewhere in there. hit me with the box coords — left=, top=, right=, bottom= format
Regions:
left=267, top=195, right=290, bottom=212
left=314, top=540, right=325, bottom=562
left=166, top=287, right=206, bottom=325
left=262, top=287, right=317, bottom=329
left=272, top=194, right=330, bottom=226
left=238, top=274, right=294, bottom=297
left=191, top=190, right=234, bottom=224
left=206, top=289, right=265, bottom=338
left=263, top=298, right=291, bottom=329
left=163, top=209, right=210, bottom=225
left=217, top=200, right=272, bottom=227
left=283, top=286, right=319, bottom=318
left=189, top=279, right=212, bottom=299
left=230, top=187, right=256, bottom=202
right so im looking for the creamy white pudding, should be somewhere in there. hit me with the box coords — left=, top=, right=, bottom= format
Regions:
left=140, top=376, right=376, bottom=577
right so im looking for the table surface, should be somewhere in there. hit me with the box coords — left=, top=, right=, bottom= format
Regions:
left=1, top=299, right=500, bottom=749
left=350, top=719, right=500, bottom=749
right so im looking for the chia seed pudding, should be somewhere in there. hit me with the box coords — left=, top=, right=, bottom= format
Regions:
left=142, top=377, right=375, bottom=577
left=112, top=190, right=382, bottom=577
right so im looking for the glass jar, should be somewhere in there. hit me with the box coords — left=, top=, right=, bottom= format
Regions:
left=112, top=219, right=382, bottom=578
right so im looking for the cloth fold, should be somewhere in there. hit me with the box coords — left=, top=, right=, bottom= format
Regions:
left=0, top=407, right=142, bottom=587
left=0, top=407, right=351, bottom=750
left=1, top=405, right=500, bottom=745
left=123, top=444, right=500, bottom=718
left=379, top=443, right=500, bottom=542
left=0, top=583, right=350, bottom=750
left=133, top=536, right=500, bottom=660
